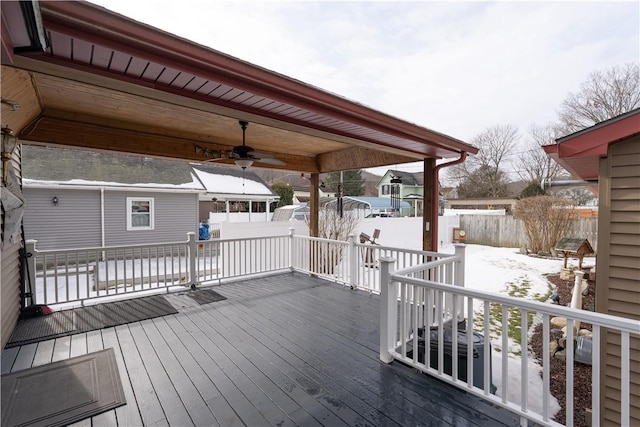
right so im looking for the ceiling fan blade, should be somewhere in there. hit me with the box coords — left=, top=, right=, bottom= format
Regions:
left=254, top=157, right=287, bottom=166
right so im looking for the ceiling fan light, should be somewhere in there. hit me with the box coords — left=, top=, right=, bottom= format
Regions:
left=234, top=158, right=253, bottom=169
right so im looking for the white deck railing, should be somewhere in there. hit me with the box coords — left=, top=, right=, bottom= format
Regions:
left=26, top=229, right=450, bottom=306
left=23, top=231, right=637, bottom=425
left=379, top=257, right=639, bottom=427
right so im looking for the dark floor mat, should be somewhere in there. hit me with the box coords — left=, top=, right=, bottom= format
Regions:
left=186, top=289, right=227, bottom=305
left=6, top=295, right=178, bottom=348
left=97, top=295, right=178, bottom=328
left=1, top=348, right=125, bottom=427
left=6, top=311, right=76, bottom=346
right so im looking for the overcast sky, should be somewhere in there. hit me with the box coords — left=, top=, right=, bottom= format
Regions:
left=90, top=0, right=639, bottom=174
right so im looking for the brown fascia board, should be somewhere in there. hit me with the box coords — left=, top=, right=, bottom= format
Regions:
left=37, top=1, right=477, bottom=157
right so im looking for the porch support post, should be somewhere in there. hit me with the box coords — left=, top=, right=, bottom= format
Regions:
left=348, top=233, right=357, bottom=289
left=309, top=173, right=319, bottom=237
left=25, top=239, right=37, bottom=306
left=187, top=232, right=197, bottom=289
left=453, top=243, right=466, bottom=321
left=423, top=158, right=436, bottom=251
left=379, top=257, right=397, bottom=363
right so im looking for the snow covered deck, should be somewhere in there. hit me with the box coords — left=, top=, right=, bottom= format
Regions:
left=1, top=272, right=522, bottom=427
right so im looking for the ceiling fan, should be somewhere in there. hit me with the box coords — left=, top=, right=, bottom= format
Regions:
left=195, top=120, right=286, bottom=169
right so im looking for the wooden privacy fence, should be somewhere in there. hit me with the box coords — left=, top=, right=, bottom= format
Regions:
left=458, top=215, right=598, bottom=249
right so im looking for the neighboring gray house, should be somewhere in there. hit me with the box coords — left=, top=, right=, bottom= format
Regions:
left=22, top=145, right=204, bottom=250
left=22, top=146, right=204, bottom=250
left=22, top=146, right=280, bottom=249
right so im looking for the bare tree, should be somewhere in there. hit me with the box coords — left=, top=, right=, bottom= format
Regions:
left=450, top=124, right=519, bottom=198
left=557, top=63, right=640, bottom=134
left=516, top=123, right=565, bottom=185
left=306, top=206, right=359, bottom=274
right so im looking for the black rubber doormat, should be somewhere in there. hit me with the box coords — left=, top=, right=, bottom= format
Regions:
left=1, top=348, right=126, bottom=427
left=6, top=295, right=178, bottom=348
left=186, top=289, right=227, bottom=305
left=5, top=311, right=77, bottom=347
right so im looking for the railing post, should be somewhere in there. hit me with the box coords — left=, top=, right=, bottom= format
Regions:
left=25, top=239, right=37, bottom=305
left=348, top=233, right=357, bottom=289
left=187, top=232, right=197, bottom=289
left=454, top=243, right=466, bottom=321
left=379, top=257, right=397, bottom=363
left=288, top=227, right=295, bottom=271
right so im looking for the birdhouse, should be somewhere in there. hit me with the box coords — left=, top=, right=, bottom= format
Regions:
left=554, top=238, right=595, bottom=269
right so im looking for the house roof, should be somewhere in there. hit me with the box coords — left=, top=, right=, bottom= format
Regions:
left=1, top=1, right=478, bottom=175
left=543, top=108, right=640, bottom=181
left=376, top=169, right=424, bottom=187
left=22, top=145, right=204, bottom=190
left=191, top=164, right=276, bottom=197
left=22, top=145, right=274, bottom=196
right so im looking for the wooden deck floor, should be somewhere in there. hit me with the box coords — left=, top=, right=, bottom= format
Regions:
left=2, top=272, right=522, bottom=427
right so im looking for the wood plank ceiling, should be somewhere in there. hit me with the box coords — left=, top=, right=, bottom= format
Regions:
left=1, top=1, right=478, bottom=173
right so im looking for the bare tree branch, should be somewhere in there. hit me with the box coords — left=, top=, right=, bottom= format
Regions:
left=516, top=123, right=566, bottom=184
left=557, top=63, right=640, bottom=134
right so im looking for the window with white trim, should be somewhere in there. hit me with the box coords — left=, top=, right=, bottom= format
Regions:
left=381, top=184, right=390, bottom=195
left=126, top=197, right=154, bottom=230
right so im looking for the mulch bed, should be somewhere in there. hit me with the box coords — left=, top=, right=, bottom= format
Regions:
left=529, top=272, right=596, bottom=426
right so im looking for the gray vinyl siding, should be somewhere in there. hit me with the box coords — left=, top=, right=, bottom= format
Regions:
left=599, top=135, right=640, bottom=426
left=23, top=188, right=102, bottom=250
left=103, top=191, right=198, bottom=246
left=1, top=145, right=23, bottom=349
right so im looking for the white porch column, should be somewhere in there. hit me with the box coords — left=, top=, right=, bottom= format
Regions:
left=379, top=257, right=397, bottom=363
left=225, top=200, right=230, bottom=222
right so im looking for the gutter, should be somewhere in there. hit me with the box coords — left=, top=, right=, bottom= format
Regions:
left=431, top=152, right=468, bottom=251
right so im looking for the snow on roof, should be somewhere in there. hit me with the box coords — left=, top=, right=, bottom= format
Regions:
left=192, top=168, right=275, bottom=196
left=23, top=172, right=205, bottom=191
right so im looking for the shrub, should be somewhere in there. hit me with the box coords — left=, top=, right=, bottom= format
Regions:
left=513, top=196, right=574, bottom=253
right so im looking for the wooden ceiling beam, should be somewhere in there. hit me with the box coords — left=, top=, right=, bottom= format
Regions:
left=19, top=116, right=319, bottom=172
left=315, top=146, right=421, bottom=173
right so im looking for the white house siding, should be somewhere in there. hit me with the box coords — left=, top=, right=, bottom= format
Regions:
left=597, top=135, right=640, bottom=426
left=1, top=146, right=23, bottom=349
left=23, top=187, right=102, bottom=250
left=103, top=191, right=198, bottom=246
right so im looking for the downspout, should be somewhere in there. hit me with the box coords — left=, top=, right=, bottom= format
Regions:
left=432, top=152, right=467, bottom=251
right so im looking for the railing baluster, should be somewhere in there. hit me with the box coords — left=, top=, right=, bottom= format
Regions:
left=467, top=296, right=474, bottom=389
left=566, top=319, right=574, bottom=427
left=452, top=293, right=458, bottom=383
left=54, top=254, right=59, bottom=304
left=621, top=331, right=630, bottom=427
left=521, top=308, right=528, bottom=413
left=484, top=300, right=491, bottom=396
left=501, top=305, right=508, bottom=404
left=591, top=325, right=600, bottom=426
left=542, top=314, right=550, bottom=422
left=437, top=291, right=443, bottom=375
